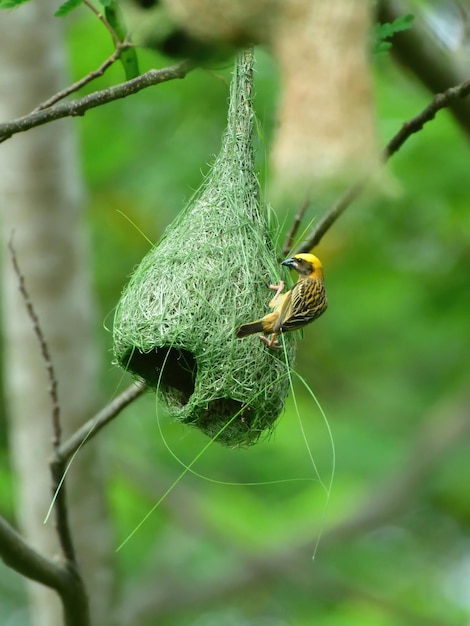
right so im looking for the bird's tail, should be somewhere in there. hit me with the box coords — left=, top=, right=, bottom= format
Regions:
left=236, top=320, right=264, bottom=338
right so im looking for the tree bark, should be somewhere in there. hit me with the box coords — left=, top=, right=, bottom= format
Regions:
left=0, top=2, right=115, bottom=625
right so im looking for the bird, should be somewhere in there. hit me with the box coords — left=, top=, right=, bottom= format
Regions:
left=236, top=253, right=327, bottom=349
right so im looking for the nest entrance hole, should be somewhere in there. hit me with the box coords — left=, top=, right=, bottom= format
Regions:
left=125, top=346, right=197, bottom=406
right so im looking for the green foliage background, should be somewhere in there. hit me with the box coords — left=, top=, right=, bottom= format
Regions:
left=1, top=6, right=469, bottom=626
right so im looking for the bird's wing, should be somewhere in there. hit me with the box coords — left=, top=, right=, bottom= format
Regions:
left=271, top=290, right=292, bottom=332
left=275, top=278, right=326, bottom=332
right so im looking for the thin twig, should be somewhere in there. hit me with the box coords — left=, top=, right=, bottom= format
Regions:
left=281, top=197, right=310, bottom=257
left=33, top=46, right=126, bottom=112
left=32, top=0, right=139, bottom=112
left=8, top=236, right=61, bottom=446
left=57, top=381, right=148, bottom=463
left=379, top=0, right=470, bottom=140
left=8, top=237, right=77, bottom=566
left=384, top=77, right=470, bottom=158
left=83, top=0, right=120, bottom=47
left=294, top=180, right=365, bottom=253
left=295, top=76, right=470, bottom=254
left=0, top=61, right=194, bottom=143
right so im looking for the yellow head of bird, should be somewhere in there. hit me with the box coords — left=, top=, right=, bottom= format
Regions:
left=281, top=253, right=323, bottom=278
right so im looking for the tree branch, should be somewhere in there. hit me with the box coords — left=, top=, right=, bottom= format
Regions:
left=0, top=516, right=89, bottom=626
left=33, top=46, right=125, bottom=112
left=0, top=516, right=67, bottom=590
left=0, top=61, right=194, bottom=143
left=295, top=75, right=470, bottom=253
left=379, top=0, right=470, bottom=139
left=8, top=236, right=85, bottom=594
left=56, top=381, right=147, bottom=464
left=8, top=237, right=61, bottom=446
left=83, top=0, right=120, bottom=48
left=384, top=79, right=470, bottom=159
left=281, top=197, right=310, bottom=257
left=294, top=180, right=365, bottom=253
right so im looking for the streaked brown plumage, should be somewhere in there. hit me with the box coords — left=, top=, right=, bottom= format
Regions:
left=236, top=253, right=327, bottom=349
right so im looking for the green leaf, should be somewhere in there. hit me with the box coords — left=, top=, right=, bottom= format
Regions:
left=104, top=2, right=140, bottom=79
left=0, top=0, right=33, bottom=9
left=54, top=0, right=83, bottom=18
left=104, top=2, right=127, bottom=41
left=389, top=13, right=415, bottom=33
left=373, top=13, right=414, bottom=58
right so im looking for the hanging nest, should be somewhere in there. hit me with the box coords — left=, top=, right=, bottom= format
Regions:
left=113, top=49, right=296, bottom=446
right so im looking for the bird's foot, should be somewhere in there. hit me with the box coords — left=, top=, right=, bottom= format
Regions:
left=259, top=335, right=282, bottom=350
left=268, top=280, right=284, bottom=299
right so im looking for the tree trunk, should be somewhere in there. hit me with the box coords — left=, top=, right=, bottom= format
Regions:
left=0, top=3, right=115, bottom=625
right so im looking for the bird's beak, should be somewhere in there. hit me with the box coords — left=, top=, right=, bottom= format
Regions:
left=281, top=257, right=296, bottom=269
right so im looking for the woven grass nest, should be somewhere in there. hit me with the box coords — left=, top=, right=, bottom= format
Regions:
left=113, top=49, right=296, bottom=446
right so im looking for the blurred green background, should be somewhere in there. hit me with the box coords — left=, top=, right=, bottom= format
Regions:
left=1, top=3, right=470, bottom=625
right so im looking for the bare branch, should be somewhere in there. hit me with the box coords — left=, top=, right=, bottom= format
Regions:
left=8, top=237, right=60, bottom=446
left=0, top=517, right=90, bottom=626
left=57, top=381, right=147, bottom=463
left=281, top=197, right=310, bottom=257
left=47, top=461, right=77, bottom=565
left=384, top=78, right=470, bottom=158
left=33, top=47, right=125, bottom=112
left=8, top=238, right=77, bottom=567
left=295, top=75, right=470, bottom=253
left=379, top=0, right=470, bottom=140
left=0, top=516, right=66, bottom=589
left=0, top=61, right=194, bottom=143
left=294, top=181, right=364, bottom=253
left=33, top=0, right=141, bottom=112
left=83, top=0, right=120, bottom=47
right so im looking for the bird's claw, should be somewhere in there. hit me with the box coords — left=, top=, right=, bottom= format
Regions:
left=259, top=335, right=282, bottom=350
left=269, top=280, right=284, bottom=298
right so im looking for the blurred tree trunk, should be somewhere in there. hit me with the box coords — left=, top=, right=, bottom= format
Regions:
left=378, top=0, right=470, bottom=138
left=0, top=3, right=115, bottom=626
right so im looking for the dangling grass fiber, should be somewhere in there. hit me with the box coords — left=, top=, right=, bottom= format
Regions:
left=113, top=48, right=296, bottom=446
